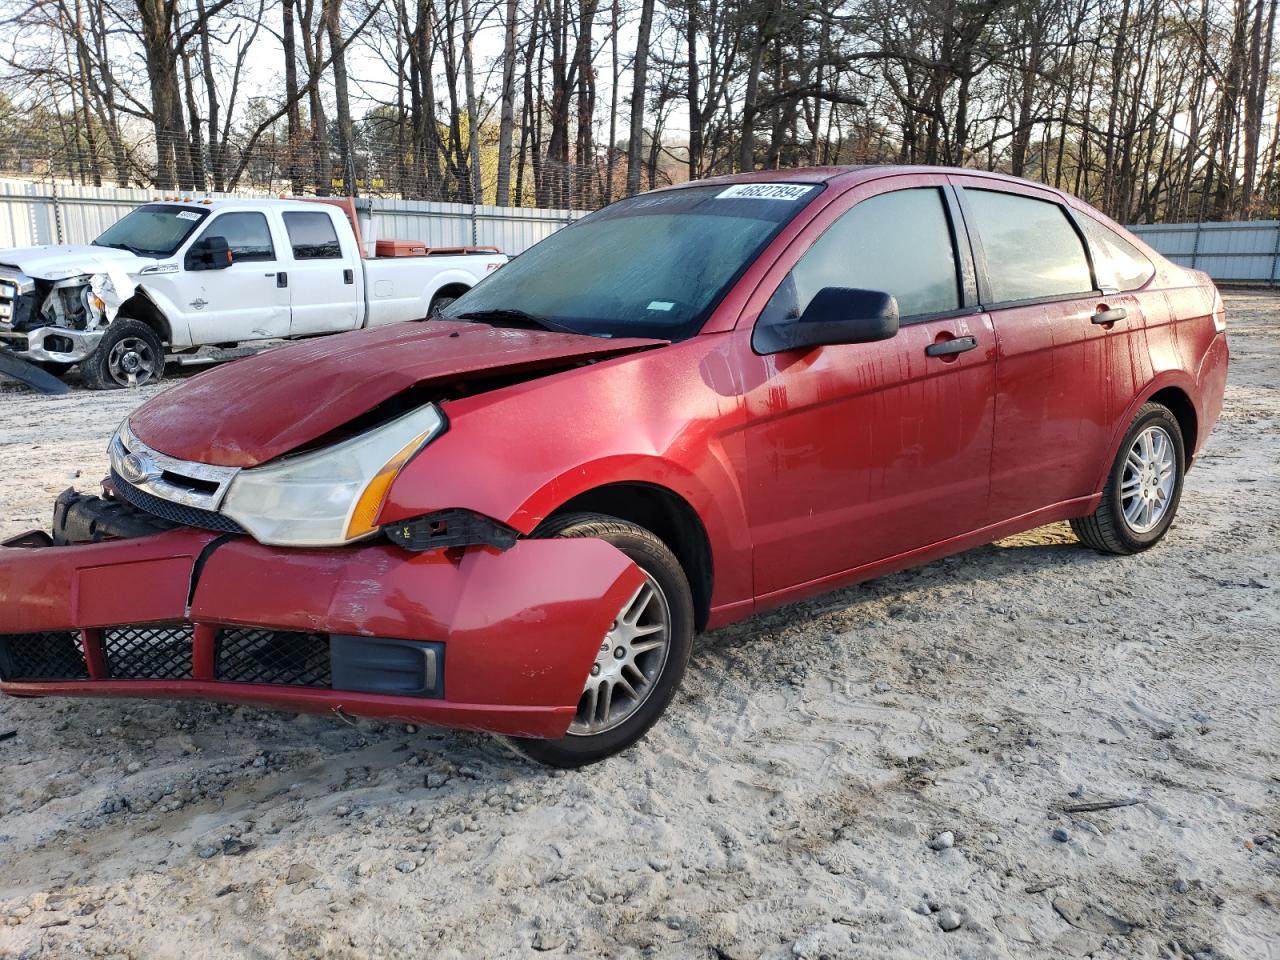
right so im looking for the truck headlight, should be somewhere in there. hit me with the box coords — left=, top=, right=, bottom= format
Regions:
left=220, top=404, right=445, bottom=547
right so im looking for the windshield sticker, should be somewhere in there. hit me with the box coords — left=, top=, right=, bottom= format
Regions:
left=176, top=211, right=202, bottom=221
left=647, top=300, right=675, bottom=312
left=716, top=183, right=815, bottom=201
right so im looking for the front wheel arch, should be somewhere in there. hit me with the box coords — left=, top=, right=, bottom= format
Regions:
left=546, top=482, right=713, bottom=633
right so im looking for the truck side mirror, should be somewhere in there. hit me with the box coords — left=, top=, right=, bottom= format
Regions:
left=186, top=235, right=233, bottom=271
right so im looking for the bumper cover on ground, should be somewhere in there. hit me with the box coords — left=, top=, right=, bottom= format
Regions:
left=0, top=529, right=643, bottom=738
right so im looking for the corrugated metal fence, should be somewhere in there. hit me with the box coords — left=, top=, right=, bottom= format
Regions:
left=0, top=179, right=584, bottom=255
left=1128, top=221, right=1280, bottom=284
left=6, top=179, right=1275, bottom=283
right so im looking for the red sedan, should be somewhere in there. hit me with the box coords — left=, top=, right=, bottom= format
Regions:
left=0, top=167, right=1229, bottom=766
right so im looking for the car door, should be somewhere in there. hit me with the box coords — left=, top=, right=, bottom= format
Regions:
left=281, top=209, right=362, bottom=336
left=735, top=175, right=997, bottom=599
left=951, top=178, right=1118, bottom=521
left=181, top=211, right=290, bottom=342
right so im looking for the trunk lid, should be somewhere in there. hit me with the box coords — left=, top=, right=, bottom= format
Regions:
left=129, top=320, right=664, bottom=467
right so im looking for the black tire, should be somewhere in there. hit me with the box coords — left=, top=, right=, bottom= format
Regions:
left=506, top=512, right=695, bottom=768
left=429, top=294, right=459, bottom=317
left=81, top=318, right=165, bottom=390
left=1071, top=402, right=1185, bottom=555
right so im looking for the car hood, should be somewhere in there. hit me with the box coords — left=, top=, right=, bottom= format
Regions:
left=128, top=320, right=666, bottom=467
left=0, top=244, right=157, bottom=280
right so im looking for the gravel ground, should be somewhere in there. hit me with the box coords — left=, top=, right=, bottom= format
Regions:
left=0, top=294, right=1276, bottom=960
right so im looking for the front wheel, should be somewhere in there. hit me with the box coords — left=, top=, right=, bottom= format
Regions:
left=81, top=318, right=165, bottom=390
left=1071, top=402, right=1185, bottom=554
left=507, top=513, right=695, bottom=767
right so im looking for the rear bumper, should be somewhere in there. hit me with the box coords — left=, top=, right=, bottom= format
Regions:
left=0, top=529, right=642, bottom=739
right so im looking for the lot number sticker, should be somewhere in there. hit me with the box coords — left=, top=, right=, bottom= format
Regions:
left=716, top=183, right=815, bottom=201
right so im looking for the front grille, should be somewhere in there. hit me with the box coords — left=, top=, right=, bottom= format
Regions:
left=103, top=624, right=193, bottom=680
left=111, top=469, right=245, bottom=534
left=0, top=631, right=88, bottom=681
left=216, top=628, right=331, bottom=687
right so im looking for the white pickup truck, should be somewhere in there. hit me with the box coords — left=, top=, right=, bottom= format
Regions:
left=0, top=197, right=506, bottom=388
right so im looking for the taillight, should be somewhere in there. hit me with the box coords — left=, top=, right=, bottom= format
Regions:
left=1211, top=287, right=1226, bottom=334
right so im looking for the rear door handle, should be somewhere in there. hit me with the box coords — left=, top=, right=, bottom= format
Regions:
left=277, top=272, right=288, bottom=289
left=925, top=336, right=978, bottom=357
left=1091, top=307, right=1127, bottom=325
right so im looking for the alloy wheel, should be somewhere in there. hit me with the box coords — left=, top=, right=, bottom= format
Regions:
left=1120, top=424, right=1176, bottom=533
left=568, top=574, right=672, bottom=736
left=107, top=337, right=159, bottom=387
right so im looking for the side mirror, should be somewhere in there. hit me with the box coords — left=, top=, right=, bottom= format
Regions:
left=754, top=287, right=900, bottom=354
left=186, top=235, right=233, bottom=271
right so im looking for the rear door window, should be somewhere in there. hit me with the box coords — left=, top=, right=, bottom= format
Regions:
left=1078, top=215, right=1155, bottom=291
left=283, top=211, right=343, bottom=260
left=772, top=187, right=962, bottom=322
left=965, top=189, right=1093, bottom=303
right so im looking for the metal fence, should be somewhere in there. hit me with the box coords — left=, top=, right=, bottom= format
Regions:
left=1128, top=221, right=1280, bottom=284
left=0, top=179, right=585, bottom=255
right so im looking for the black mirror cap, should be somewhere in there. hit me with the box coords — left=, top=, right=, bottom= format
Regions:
left=753, top=287, right=900, bottom=355
left=188, top=235, right=233, bottom=271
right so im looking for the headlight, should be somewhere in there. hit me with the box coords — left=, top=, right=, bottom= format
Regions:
left=220, top=404, right=445, bottom=547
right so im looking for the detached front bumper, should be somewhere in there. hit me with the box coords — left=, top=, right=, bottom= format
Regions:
left=0, top=528, right=643, bottom=739
left=0, top=325, right=103, bottom=364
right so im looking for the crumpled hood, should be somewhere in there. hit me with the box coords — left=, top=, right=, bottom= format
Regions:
left=0, top=244, right=156, bottom=280
left=128, top=320, right=665, bottom=467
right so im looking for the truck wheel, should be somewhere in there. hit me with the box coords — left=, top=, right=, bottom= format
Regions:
left=429, top=294, right=458, bottom=317
left=506, top=512, right=695, bottom=768
left=81, top=319, right=165, bottom=390
left=1071, top=402, right=1185, bottom=555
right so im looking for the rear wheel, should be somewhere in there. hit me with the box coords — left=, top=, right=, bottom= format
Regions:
left=429, top=293, right=460, bottom=317
left=81, top=318, right=165, bottom=390
left=507, top=513, right=695, bottom=767
left=1071, top=402, right=1185, bottom=554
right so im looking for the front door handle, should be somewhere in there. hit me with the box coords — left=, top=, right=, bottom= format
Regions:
left=1091, top=306, right=1127, bottom=325
left=925, top=336, right=978, bottom=357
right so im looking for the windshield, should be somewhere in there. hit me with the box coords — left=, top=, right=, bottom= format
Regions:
left=444, top=183, right=823, bottom=340
left=94, top=204, right=210, bottom=257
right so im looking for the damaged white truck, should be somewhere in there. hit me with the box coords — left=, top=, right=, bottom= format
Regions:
left=0, top=197, right=507, bottom=389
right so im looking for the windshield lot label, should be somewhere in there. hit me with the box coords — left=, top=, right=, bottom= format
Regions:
left=716, top=184, right=815, bottom=201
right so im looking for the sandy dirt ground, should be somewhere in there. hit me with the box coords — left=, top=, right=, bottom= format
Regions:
left=0, top=294, right=1276, bottom=960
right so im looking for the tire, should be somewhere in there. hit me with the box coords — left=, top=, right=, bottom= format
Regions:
left=428, top=294, right=458, bottom=317
left=81, top=318, right=165, bottom=390
left=1070, top=402, right=1185, bottom=555
left=506, top=512, right=695, bottom=768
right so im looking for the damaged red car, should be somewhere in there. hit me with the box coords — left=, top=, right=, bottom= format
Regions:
left=0, top=167, right=1228, bottom=766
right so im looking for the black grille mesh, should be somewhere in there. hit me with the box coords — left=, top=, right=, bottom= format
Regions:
left=110, top=469, right=245, bottom=534
left=103, top=624, right=193, bottom=680
left=0, top=631, right=88, bottom=681
left=216, top=628, right=331, bottom=687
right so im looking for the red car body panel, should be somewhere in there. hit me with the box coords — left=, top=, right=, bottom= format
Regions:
left=129, top=320, right=664, bottom=467
left=0, top=165, right=1230, bottom=737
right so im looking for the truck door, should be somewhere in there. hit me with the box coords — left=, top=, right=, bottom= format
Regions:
left=181, top=211, right=290, bottom=342
left=281, top=209, right=362, bottom=336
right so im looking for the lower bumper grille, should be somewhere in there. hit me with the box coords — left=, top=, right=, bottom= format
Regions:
left=104, top=624, right=193, bottom=680
left=0, top=631, right=89, bottom=681
left=216, top=628, right=331, bottom=687
left=110, top=469, right=246, bottom=535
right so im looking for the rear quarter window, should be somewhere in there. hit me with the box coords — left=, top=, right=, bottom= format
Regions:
left=1078, top=215, right=1155, bottom=291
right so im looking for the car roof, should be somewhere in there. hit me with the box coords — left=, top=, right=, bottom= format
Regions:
left=666, top=165, right=1070, bottom=197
